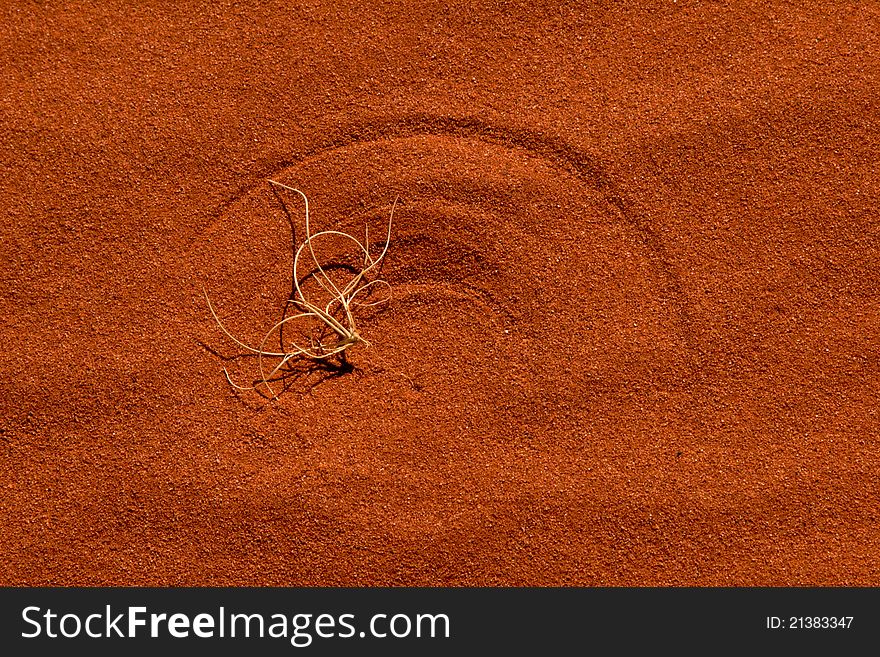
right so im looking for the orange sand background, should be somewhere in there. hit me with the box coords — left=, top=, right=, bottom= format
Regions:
left=1, top=1, right=878, bottom=585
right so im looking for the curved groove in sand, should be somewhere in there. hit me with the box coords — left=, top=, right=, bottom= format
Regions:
left=197, top=116, right=702, bottom=369
left=389, top=281, right=516, bottom=328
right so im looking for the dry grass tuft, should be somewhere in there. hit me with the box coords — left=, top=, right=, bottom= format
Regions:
left=204, top=180, right=397, bottom=397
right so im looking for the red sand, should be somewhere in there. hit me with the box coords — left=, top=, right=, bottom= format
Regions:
left=1, top=2, right=878, bottom=585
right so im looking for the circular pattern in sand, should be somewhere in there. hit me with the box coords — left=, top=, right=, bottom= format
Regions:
left=188, top=125, right=700, bottom=567
left=199, top=128, right=692, bottom=405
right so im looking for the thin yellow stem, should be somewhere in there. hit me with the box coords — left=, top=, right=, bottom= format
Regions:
left=205, top=183, right=397, bottom=397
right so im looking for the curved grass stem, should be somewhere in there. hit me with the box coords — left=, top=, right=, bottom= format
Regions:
left=204, top=182, right=397, bottom=398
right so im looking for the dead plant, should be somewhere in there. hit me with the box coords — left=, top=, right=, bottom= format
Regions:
left=204, top=180, right=397, bottom=397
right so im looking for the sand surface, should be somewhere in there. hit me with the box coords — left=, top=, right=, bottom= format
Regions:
left=1, top=1, right=878, bottom=585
